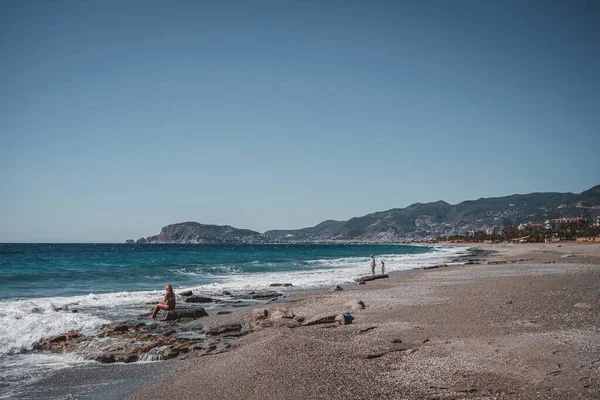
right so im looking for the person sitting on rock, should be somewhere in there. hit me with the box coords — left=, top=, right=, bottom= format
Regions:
left=150, top=283, right=176, bottom=319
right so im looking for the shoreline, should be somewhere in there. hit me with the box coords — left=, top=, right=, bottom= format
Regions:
left=21, top=243, right=600, bottom=399
left=125, top=242, right=599, bottom=399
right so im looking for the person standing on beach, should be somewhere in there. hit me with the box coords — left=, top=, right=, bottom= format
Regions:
left=381, top=259, right=385, bottom=274
left=370, top=255, right=376, bottom=275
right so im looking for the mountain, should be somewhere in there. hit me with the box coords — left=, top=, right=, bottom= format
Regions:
left=263, top=185, right=600, bottom=242
left=131, top=185, right=600, bottom=244
left=134, top=222, right=270, bottom=244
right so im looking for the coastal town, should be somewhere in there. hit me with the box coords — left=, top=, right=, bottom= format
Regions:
left=438, top=215, right=600, bottom=244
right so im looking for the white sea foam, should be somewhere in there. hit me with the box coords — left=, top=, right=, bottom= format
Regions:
left=188, top=245, right=470, bottom=294
left=0, top=289, right=168, bottom=357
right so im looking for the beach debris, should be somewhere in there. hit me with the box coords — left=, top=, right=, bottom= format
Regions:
left=335, top=313, right=354, bottom=325
left=355, top=274, right=389, bottom=283
left=359, top=326, right=377, bottom=334
left=329, top=285, right=344, bottom=292
left=269, top=283, right=293, bottom=287
left=455, top=387, right=478, bottom=393
left=422, top=338, right=430, bottom=344
left=179, top=290, right=193, bottom=297
left=185, top=295, right=215, bottom=303
left=574, top=302, right=594, bottom=310
left=163, top=308, right=209, bottom=321
left=362, top=342, right=410, bottom=359
left=303, top=314, right=338, bottom=326
left=344, top=299, right=366, bottom=310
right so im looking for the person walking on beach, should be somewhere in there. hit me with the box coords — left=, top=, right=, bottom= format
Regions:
left=370, top=255, right=376, bottom=275
left=381, top=259, right=385, bottom=274
left=150, top=283, right=176, bottom=319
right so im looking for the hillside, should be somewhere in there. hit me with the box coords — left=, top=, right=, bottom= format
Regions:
left=263, top=185, right=600, bottom=242
left=129, top=185, right=600, bottom=244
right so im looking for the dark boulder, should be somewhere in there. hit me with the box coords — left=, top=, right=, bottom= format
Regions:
left=185, top=295, right=214, bottom=303
left=162, top=308, right=209, bottom=321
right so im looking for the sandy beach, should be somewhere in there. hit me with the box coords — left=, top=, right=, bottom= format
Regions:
left=120, top=242, right=600, bottom=399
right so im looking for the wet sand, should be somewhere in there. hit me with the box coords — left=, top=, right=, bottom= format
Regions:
left=124, top=242, right=600, bottom=399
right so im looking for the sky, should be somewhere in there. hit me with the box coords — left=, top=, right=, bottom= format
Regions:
left=1, top=0, right=599, bottom=242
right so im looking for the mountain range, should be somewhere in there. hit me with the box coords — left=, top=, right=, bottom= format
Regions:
left=130, top=185, right=600, bottom=244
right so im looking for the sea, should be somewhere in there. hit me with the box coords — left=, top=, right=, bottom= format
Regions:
left=0, top=243, right=471, bottom=399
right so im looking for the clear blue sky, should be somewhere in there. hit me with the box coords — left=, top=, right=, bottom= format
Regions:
left=1, top=0, right=598, bottom=242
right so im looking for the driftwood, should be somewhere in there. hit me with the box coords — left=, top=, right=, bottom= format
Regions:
left=355, top=274, right=389, bottom=283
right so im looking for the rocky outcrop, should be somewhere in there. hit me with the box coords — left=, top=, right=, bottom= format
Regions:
left=34, top=317, right=242, bottom=363
left=135, top=222, right=272, bottom=244
left=204, top=323, right=244, bottom=337
left=162, top=308, right=209, bottom=320
left=185, top=296, right=215, bottom=303
left=230, top=291, right=283, bottom=301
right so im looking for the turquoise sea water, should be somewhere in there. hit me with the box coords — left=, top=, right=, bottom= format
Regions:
left=1, top=243, right=435, bottom=299
left=0, top=243, right=470, bottom=399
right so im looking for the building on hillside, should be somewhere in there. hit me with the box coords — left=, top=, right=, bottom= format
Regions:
left=468, top=230, right=486, bottom=239
left=550, top=217, right=586, bottom=230
left=518, top=222, right=545, bottom=231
